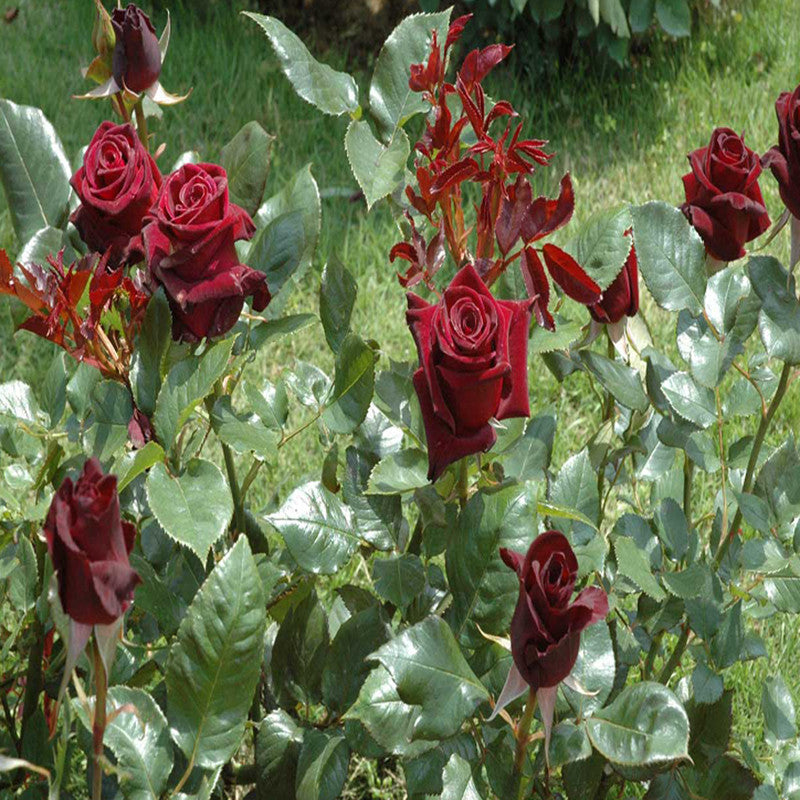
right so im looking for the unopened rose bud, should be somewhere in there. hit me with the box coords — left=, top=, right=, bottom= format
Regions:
left=112, top=4, right=162, bottom=94
left=92, top=0, right=116, bottom=62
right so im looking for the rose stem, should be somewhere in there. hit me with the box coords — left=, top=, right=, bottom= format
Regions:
left=133, top=100, right=149, bottom=152
left=792, top=215, right=800, bottom=269
left=595, top=332, right=616, bottom=523
left=91, top=636, right=108, bottom=800
left=222, top=442, right=245, bottom=537
left=20, top=533, right=45, bottom=745
left=512, top=688, right=537, bottom=800
left=456, top=457, right=469, bottom=509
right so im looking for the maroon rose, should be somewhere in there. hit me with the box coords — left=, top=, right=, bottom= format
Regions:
left=70, top=122, right=162, bottom=269
left=588, top=231, right=638, bottom=324
left=681, top=127, right=770, bottom=262
left=406, top=263, right=532, bottom=481
left=762, top=85, right=800, bottom=220
left=501, top=531, right=608, bottom=690
left=111, top=4, right=161, bottom=94
left=44, top=459, right=141, bottom=626
left=143, top=163, right=270, bottom=341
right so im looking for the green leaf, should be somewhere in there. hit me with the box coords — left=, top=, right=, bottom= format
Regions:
left=319, top=256, right=357, bottom=353
left=762, top=674, right=796, bottom=743
left=550, top=722, right=593, bottom=770
left=600, top=0, right=631, bottom=36
left=102, top=687, right=174, bottom=800
left=84, top=380, right=133, bottom=461
left=250, top=165, right=321, bottom=317
left=582, top=350, right=648, bottom=412
left=116, top=441, right=166, bottom=493
left=704, top=267, right=759, bottom=342
left=373, top=554, right=426, bottom=609
left=248, top=313, right=318, bottom=352
left=243, top=13, right=359, bottom=115
left=763, top=572, right=800, bottom=612
left=585, top=682, right=689, bottom=767
left=631, top=202, right=706, bottom=315
left=296, top=729, right=350, bottom=800
left=629, top=0, right=655, bottom=32
left=0, top=380, right=42, bottom=426
left=691, top=662, right=724, bottom=705
left=256, top=710, right=304, bottom=800
left=146, top=459, right=233, bottom=560
left=153, top=338, right=234, bottom=451
left=345, top=665, right=429, bottom=758
left=655, top=0, right=691, bottom=36
left=219, top=120, right=274, bottom=216
left=166, top=537, right=267, bottom=769
left=563, top=622, right=616, bottom=716
left=272, top=590, right=329, bottom=705
left=749, top=256, right=800, bottom=364
left=530, top=313, right=582, bottom=354
left=438, top=753, right=483, bottom=800
left=447, top=485, right=537, bottom=649
left=40, top=352, right=67, bottom=429
left=129, top=554, right=185, bottom=637
left=0, top=99, right=71, bottom=243
left=210, top=396, right=278, bottom=460
left=661, top=371, right=716, bottom=429
left=568, top=206, right=632, bottom=290
left=8, top=536, right=36, bottom=612
left=322, top=333, right=375, bottom=435
left=368, top=10, right=452, bottom=140
left=266, top=481, right=359, bottom=574
left=662, top=563, right=711, bottom=599
left=344, top=121, right=409, bottom=210
left=322, top=605, right=391, bottom=714
left=614, top=536, right=666, bottom=600
left=244, top=379, right=289, bottom=431
left=367, top=448, right=429, bottom=494
left=131, top=288, right=172, bottom=416
left=371, top=616, right=489, bottom=741
left=501, top=410, right=556, bottom=482
left=549, top=449, right=599, bottom=539
left=654, top=498, right=689, bottom=561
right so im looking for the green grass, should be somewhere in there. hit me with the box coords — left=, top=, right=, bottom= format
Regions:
left=2, top=0, right=800, bottom=779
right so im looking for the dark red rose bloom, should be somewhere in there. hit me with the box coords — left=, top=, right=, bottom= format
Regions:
left=70, top=122, right=162, bottom=269
left=44, top=459, right=141, bottom=626
left=762, top=85, right=800, bottom=220
left=143, top=163, right=270, bottom=341
left=407, top=263, right=532, bottom=481
left=681, top=127, right=770, bottom=262
left=501, top=531, right=608, bottom=690
left=111, top=4, right=162, bottom=94
left=589, top=231, right=639, bottom=324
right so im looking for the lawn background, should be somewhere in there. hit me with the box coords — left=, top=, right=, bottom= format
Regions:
left=1, top=0, right=799, bottom=790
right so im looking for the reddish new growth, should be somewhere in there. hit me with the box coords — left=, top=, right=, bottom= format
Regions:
left=0, top=248, right=149, bottom=381
left=392, top=15, right=601, bottom=330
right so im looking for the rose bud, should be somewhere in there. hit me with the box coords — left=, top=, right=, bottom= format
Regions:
left=143, top=163, right=270, bottom=341
left=762, top=85, right=800, bottom=220
left=500, top=531, right=608, bottom=691
left=44, top=458, right=141, bottom=627
left=588, top=231, right=638, bottom=325
left=406, top=263, right=533, bottom=481
left=111, top=4, right=162, bottom=94
left=70, top=121, right=162, bottom=269
left=681, top=127, right=770, bottom=263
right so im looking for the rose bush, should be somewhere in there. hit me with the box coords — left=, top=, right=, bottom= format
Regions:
left=1, top=5, right=800, bottom=800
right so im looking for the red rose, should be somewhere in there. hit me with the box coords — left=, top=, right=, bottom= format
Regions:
left=70, top=122, right=161, bottom=269
left=762, top=85, right=800, bottom=220
left=111, top=4, right=162, bottom=94
left=143, top=163, right=270, bottom=341
left=588, top=231, right=638, bottom=324
left=44, top=459, right=141, bottom=626
left=406, top=263, right=532, bottom=481
left=501, top=531, right=608, bottom=690
left=681, top=127, right=770, bottom=262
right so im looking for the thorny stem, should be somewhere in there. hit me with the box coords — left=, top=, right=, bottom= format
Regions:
left=91, top=637, right=108, bottom=800
left=658, top=625, right=691, bottom=685
left=513, top=689, right=537, bottom=800
left=715, top=362, right=792, bottom=567
left=222, top=443, right=244, bottom=537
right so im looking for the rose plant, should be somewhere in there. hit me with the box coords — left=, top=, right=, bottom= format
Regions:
left=0, top=4, right=799, bottom=800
